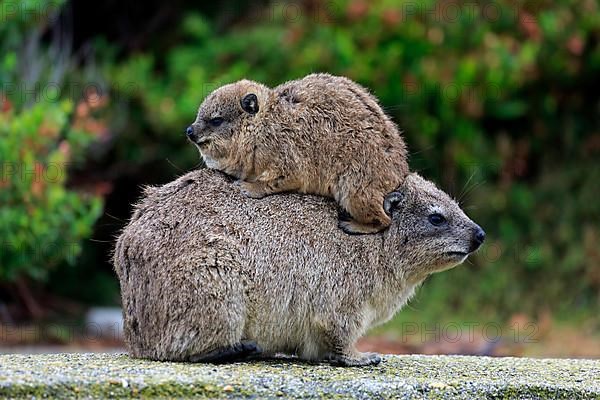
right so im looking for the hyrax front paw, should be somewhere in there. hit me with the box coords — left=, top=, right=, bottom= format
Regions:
left=235, top=180, right=267, bottom=199
left=324, top=351, right=382, bottom=367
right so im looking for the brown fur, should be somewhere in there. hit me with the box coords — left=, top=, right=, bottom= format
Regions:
left=187, top=73, right=409, bottom=234
left=114, top=169, right=484, bottom=366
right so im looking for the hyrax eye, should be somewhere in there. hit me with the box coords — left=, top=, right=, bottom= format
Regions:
left=428, top=213, right=446, bottom=226
left=208, top=117, right=224, bottom=127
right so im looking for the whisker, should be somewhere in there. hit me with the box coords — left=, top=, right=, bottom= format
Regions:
left=87, top=238, right=115, bottom=243
left=409, top=145, right=436, bottom=157
left=382, top=104, right=407, bottom=112
left=103, top=212, right=124, bottom=222
left=458, top=170, right=476, bottom=201
left=165, top=158, right=186, bottom=173
left=458, top=180, right=486, bottom=204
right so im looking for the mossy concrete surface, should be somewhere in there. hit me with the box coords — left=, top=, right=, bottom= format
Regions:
left=0, top=353, right=598, bottom=399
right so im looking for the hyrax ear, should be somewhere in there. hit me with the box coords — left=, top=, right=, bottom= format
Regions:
left=241, top=93, right=259, bottom=114
left=384, top=191, right=404, bottom=216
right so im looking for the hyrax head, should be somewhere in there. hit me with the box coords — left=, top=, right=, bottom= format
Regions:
left=382, top=173, right=485, bottom=278
left=186, top=80, right=270, bottom=164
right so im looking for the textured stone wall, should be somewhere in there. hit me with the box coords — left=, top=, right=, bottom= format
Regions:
left=0, top=353, right=598, bottom=399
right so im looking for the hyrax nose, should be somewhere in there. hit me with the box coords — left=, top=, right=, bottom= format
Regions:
left=470, top=226, right=486, bottom=252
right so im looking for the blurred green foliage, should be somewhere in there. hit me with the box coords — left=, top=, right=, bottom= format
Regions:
left=0, top=102, right=103, bottom=281
left=105, top=0, right=599, bottom=322
left=1, top=0, right=597, bottom=325
left=0, top=0, right=103, bottom=282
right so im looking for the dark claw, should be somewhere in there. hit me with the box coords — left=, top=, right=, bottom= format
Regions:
left=337, top=208, right=353, bottom=221
left=189, top=340, right=262, bottom=363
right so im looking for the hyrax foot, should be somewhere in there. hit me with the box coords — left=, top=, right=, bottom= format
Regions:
left=338, top=218, right=386, bottom=235
left=324, top=352, right=382, bottom=367
left=188, top=340, right=263, bottom=363
left=338, top=200, right=391, bottom=234
left=235, top=180, right=269, bottom=199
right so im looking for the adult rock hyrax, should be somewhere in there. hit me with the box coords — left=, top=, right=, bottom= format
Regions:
left=185, top=73, right=408, bottom=234
left=114, top=169, right=485, bottom=366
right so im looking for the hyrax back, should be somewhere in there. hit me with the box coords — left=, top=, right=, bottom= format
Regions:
left=186, top=73, right=409, bottom=234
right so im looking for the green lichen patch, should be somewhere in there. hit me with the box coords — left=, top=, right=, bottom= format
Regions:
left=0, top=353, right=598, bottom=399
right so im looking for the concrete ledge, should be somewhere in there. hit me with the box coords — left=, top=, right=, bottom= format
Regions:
left=0, top=353, right=598, bottom=399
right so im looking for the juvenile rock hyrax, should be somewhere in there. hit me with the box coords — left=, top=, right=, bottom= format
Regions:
left=185, top=73, right=408, bottom=234
left=114, top=169, right=485, bottom=366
